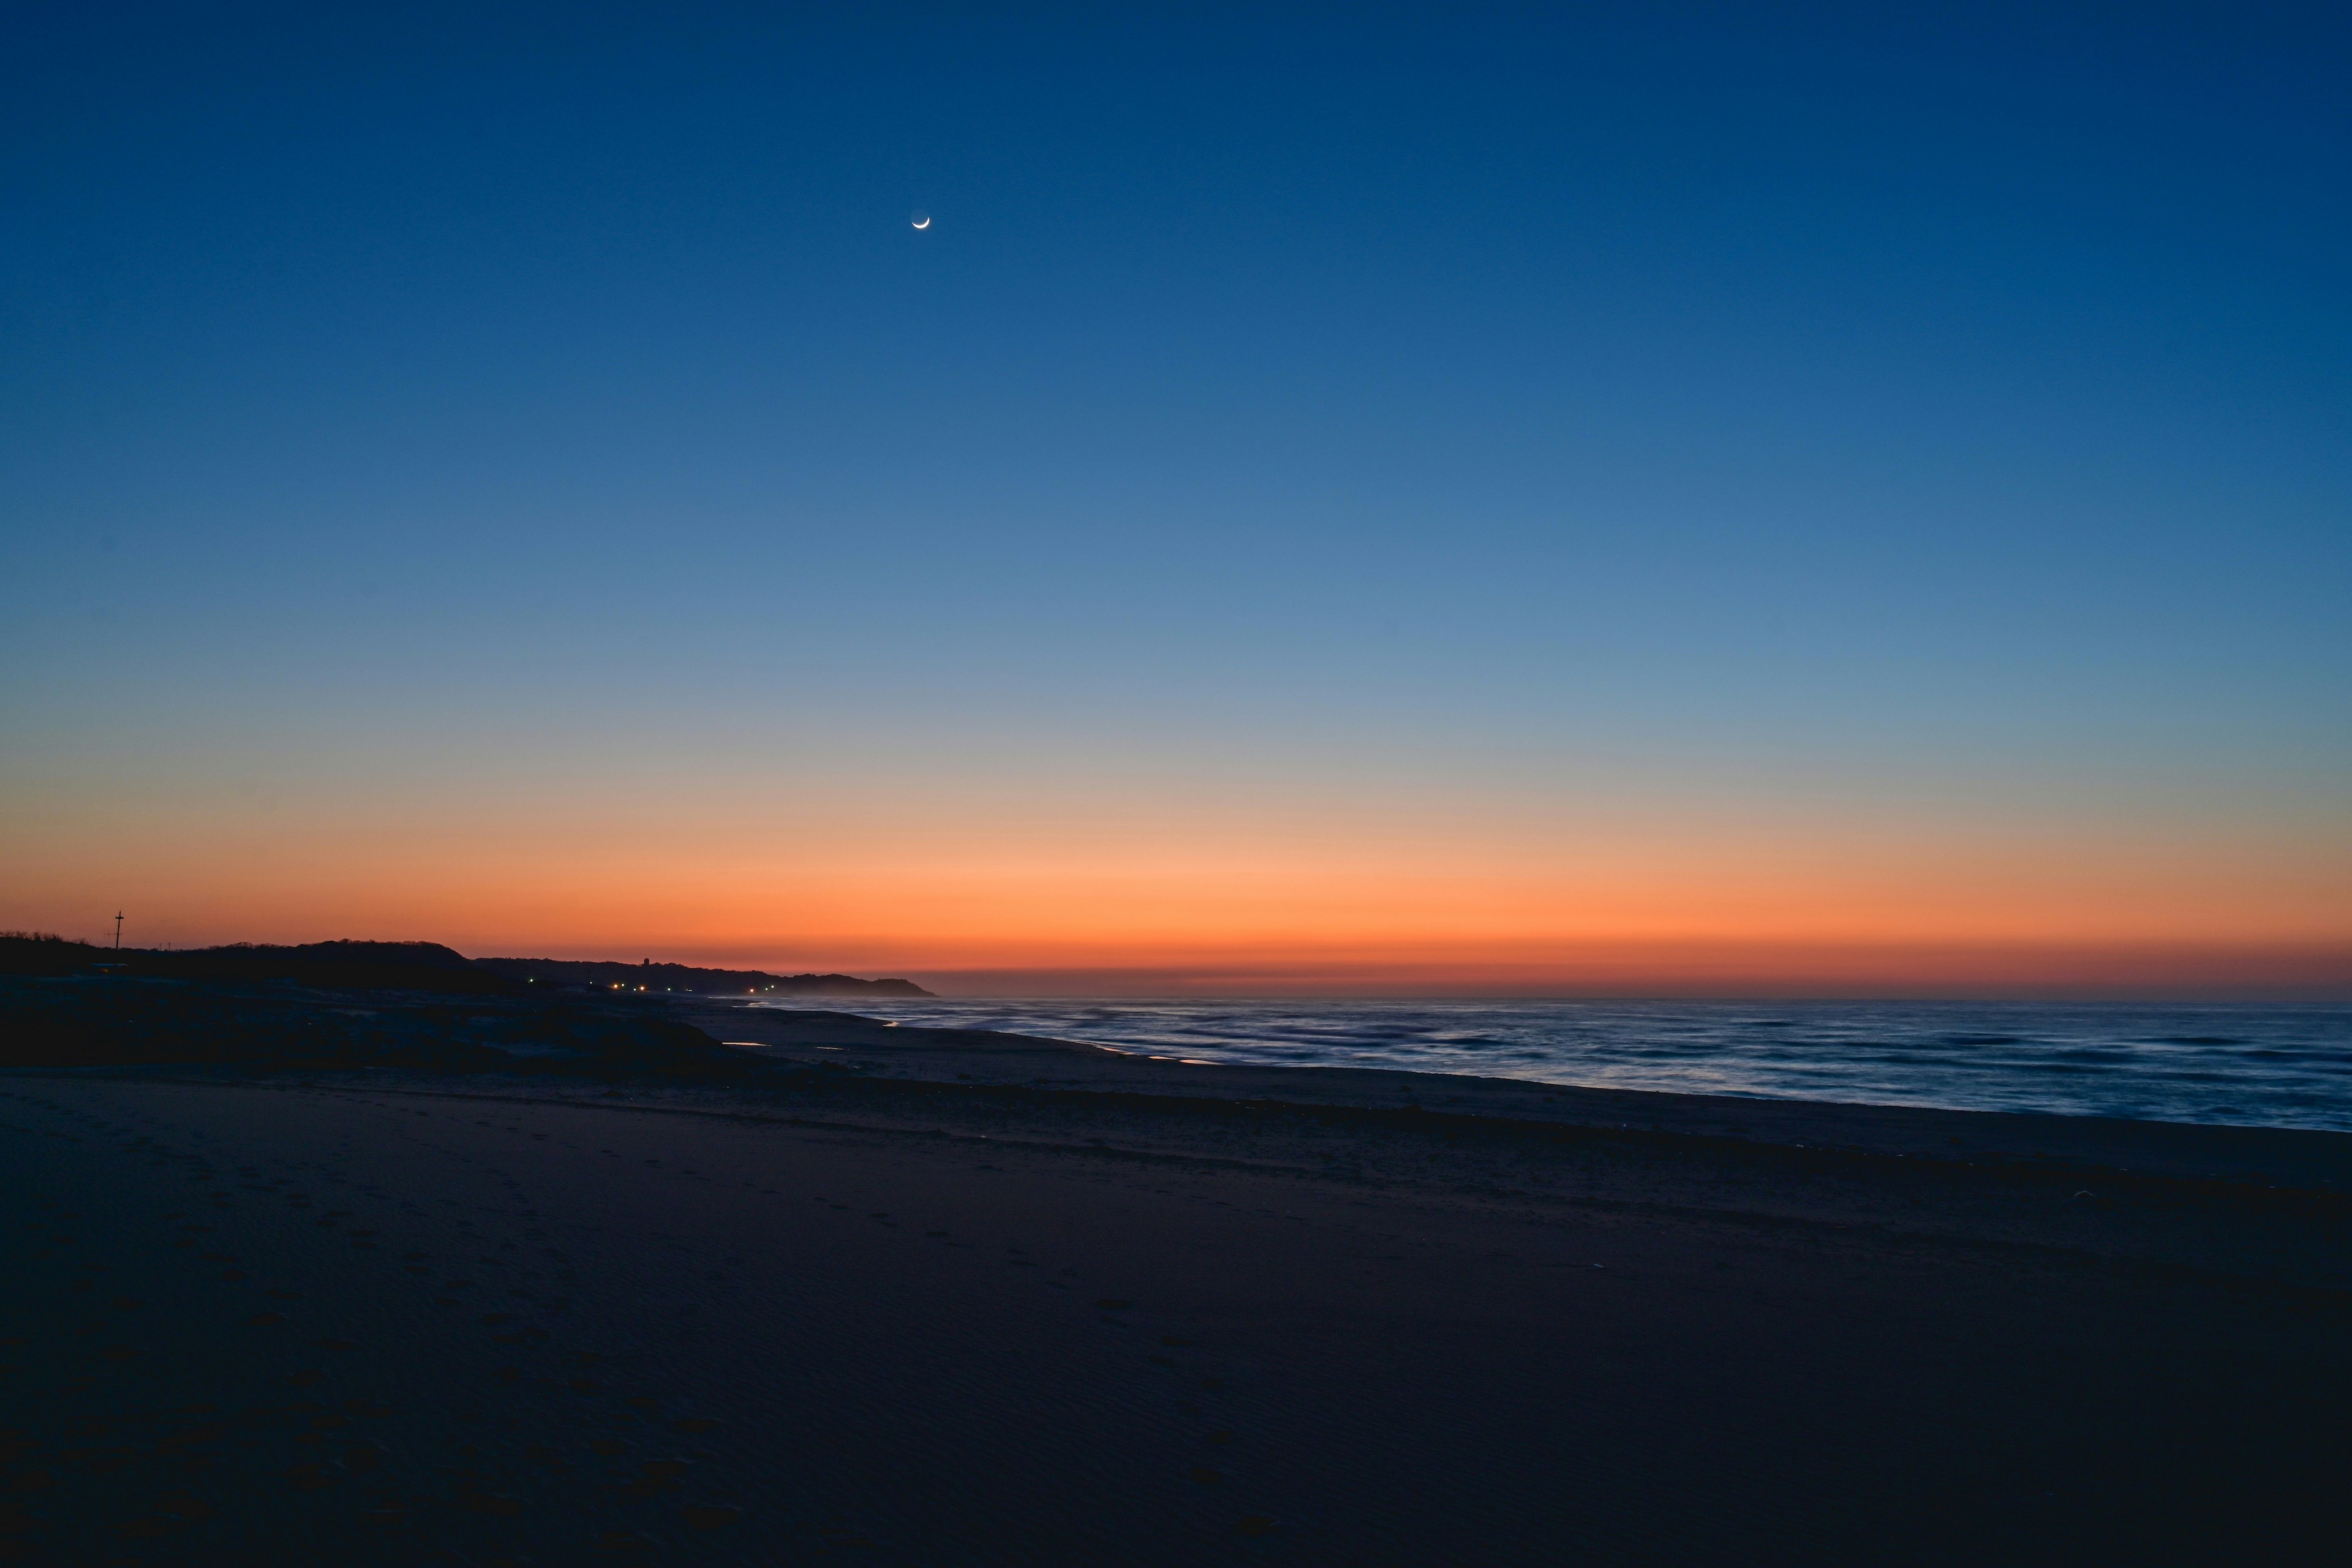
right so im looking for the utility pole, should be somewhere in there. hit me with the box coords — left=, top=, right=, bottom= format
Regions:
left=114, top=911, right=124, bottom=949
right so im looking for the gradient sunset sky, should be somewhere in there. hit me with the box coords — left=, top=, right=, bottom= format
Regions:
left=5, top=4, right=2348, bottom=995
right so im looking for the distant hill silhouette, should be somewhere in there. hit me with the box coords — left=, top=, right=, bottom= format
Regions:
left=0, top=953, right=749, bottom=1077
left=0, top=935, right=513, bottom=992
left=475, top=957, right=930, bottom=997
left=0, top=935, right=927, bottom=998
left=0, top=935, right=927, bottom=1077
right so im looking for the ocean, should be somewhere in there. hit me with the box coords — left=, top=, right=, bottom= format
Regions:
left=752, top=997, right=2352, bottom=1133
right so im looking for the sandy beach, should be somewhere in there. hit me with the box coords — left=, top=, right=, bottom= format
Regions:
left=2, top=1007, right=2347, bottom=1565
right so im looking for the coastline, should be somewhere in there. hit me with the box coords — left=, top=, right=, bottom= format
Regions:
left=680, top=998, right=2352, bottom=1195
left=2, top=994, right=2346, bottom=1563
left=746, top=993, right=2352, bottom=1136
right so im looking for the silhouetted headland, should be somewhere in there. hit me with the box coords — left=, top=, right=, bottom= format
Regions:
left=0, top=933, right=920, bottom=1076
left=473, top=955, right=930, bottom=997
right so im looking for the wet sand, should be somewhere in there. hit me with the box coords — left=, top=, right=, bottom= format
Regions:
left=1, top=1019, right=2347, bottom=1564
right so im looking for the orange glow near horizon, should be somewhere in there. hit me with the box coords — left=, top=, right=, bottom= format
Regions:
left=6, top=775, right=2348, bottom=997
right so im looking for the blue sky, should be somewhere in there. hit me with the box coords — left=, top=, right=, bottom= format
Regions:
left=3, top=4, right=2347, bottom=984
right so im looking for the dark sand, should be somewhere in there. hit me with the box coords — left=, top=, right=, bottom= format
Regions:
left=2, top=1004, right=2347, bottom=1565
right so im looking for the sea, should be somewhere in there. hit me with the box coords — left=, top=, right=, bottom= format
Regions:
left=753, top=997, right=2352, bottom=1133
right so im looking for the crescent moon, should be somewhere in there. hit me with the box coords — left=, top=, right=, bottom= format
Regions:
left=911, top=213, right=931, bottom=230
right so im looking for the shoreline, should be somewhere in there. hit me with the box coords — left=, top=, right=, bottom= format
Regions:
left=4, top=1007, right=2348, bottom=1562
left=675, top=998, right=2352, bottom=1195
left=742, top=992, right=2352, bottom=1136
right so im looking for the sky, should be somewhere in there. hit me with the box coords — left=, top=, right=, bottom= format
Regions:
left=3, top=2, right=2348, bottom=996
